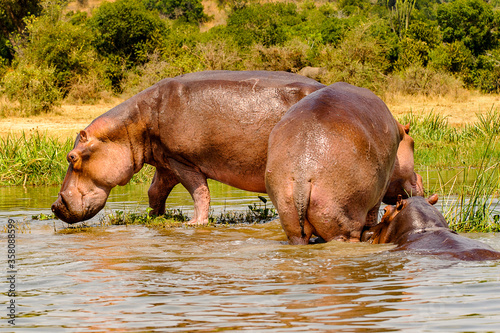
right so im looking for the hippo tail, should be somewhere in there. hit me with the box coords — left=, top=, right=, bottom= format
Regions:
left=293, top=179, right=312, bottom=238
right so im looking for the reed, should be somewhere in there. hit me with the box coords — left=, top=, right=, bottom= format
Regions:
left=0, top=131, right=154, bottom=186
left=437, top=136, right=500, bottom=232
left=0, top=132, right=73, bottom=186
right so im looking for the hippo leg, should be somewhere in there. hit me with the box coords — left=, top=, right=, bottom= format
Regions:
left=168, top=159, right=210, bottom=225
left=148, top=168, right=180, bottom=216
left=365, top=202, right=381, bottom=228
left=268, top=184, right=315, bottom=245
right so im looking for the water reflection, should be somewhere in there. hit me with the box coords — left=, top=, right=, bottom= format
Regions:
left=3, top=219, right=499, bottom=332
left=1, top=177, right=500, bottom=332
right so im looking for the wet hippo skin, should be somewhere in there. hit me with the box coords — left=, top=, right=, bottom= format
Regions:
left=51, top=70, right=423, bottom=225
left=361, top=195, right=500, bottom=261
left=265, top=82, right=414, bottom=245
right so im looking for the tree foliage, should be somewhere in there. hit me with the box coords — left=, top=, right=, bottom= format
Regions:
left=88, top=0, right=166, bottom=65
left=3, top=0, right=500, bottom=116
left=144, top=0, right=208, bottom=23
left=437, top=0, right=498, bottom=56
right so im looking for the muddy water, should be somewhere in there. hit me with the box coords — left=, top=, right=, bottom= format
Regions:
left=1, top=182, right=500, bottom=332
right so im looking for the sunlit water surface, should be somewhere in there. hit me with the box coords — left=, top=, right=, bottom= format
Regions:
left=1, top=182, right=500, bottom=332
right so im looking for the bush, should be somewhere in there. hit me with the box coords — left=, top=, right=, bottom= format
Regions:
left=317, top=23, right=390, bottom=92
left=226, top=3, right=301, bottom=47
left=88, top=0, right=167, bottom=65
left=2, top=62, right=62, bottom=115
left=386, top=65, right=465, bottom=97
left=17, top=11, right=102, bottom=94
left=437, top=0, right=498, bottom=56
left=245, top=40, right=310, bottom=72
left=144, top=0, right=208, bottom=23
left=429, top=41, right=474, bottom=74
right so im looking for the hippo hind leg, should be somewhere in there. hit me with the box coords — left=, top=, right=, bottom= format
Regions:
left=268, top=183, right=315, bottom=245
left=168, top=159, right=211, bottom=225
left=148, top=168, right=180, bottom=216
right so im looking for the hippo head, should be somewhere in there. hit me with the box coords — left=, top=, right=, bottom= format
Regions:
left=383, top=124, right=424, bottom=205
left=361, top=194, right=442, bottom=244
left=51, top=124, right=137, bottom=223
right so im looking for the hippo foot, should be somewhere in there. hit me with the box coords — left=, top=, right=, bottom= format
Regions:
left=187, top=218, right=209, bottom=226
left=309, top=236, right=326, bottom=244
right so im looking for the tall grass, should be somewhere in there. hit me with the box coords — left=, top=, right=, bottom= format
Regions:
left=434, top=136, right=500, bottom=232
left=398, top=109, right=500, bottom=169
left=0, top=132, right=73, bottom=186
left=0, top=131, right=155, bottom=186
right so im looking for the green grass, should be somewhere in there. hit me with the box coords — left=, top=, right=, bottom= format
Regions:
left=397, top=110, right=500, bottom=169
left=53, top=196, right=278, bottom=233
left=0, top=131, right=154, bottom=186
left=0, top=132, right=73, bottom=186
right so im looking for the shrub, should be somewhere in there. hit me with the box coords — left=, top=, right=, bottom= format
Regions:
left=317, top=23, right=390, bottom=92
left=428, top=41, right=474, bottom=74
left=394, top=37, right=430, bottom=71
left=17, top=11, right=101, bottom=95
left=386, top=65, right=465, bottom=97
left=88, top=0, right=166, bottom=65
left=226, top=3, right=301, bottom=47
left=2, top=62, right=62, bottom=115
left=437, top=0, right=498, bottom=56
left=245, top=40, right=310, bottom=72
left=144, top=0, right=208, bottom=23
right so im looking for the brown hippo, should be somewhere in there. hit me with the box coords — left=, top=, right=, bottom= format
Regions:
left=383, top=124, right=424, bottom=205
left=52, top=71, right=325, bottom=224
left=361, top=195, right=500, bottom=261
left=51, top=71, right=422, bottom=225
left=265, top=82, right=406, bottom=245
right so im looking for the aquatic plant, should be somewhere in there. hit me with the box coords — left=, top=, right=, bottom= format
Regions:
left=438, top=136, right=500, bottom=232
left=0, top=132, right=73, bottom=186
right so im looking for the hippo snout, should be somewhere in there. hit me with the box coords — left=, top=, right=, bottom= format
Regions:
left=51, top=193, right=86, bottom=224
left=52, top=193, right=75, bottom=223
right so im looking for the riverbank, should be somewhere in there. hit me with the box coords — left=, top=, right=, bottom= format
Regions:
left=1, top=92, right=500, bottom=140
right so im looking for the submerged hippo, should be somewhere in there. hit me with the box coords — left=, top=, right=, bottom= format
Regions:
left=265, top=82, right=407, bottom=245
left=361, top=195, right=500, bottom=261
left=52, top=71, right=422, bottom=225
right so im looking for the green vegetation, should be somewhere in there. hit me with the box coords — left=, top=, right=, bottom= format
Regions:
left=54, top=196, right=278, bottom=232
left=0, top=132, right=154, bottom=186
left=1, top=0, right=500, bottom=114
left=0, top=0, right=499, bottom=232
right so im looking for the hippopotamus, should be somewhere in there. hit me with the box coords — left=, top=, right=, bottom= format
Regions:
left=52, top=71, right=325, bottom=224
left=383, top=124, right=424, bottom=204
left=361, top=195, right=500, bottom=261
left=265, top=82, right=408, bottom=245
left=51, top=71, right=422, bottom=225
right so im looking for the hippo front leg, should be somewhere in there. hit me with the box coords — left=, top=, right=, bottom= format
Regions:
left=168, top=159, right=210, bottom=225
left=148, top=168, right=180, bottom=216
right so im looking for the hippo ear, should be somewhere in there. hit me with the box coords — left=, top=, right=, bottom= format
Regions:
left=427, top=194, right=438, bottom=205
left=396, top=194, right=404, bottom=210
left=79, top=130, right=88, bottom=143
left=404, top=123, right=410, bottom=134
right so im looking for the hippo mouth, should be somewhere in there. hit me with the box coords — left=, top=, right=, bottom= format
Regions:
left=51, top=192, right=104, bottom=224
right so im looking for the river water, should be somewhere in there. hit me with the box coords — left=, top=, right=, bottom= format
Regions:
left=1, top=181, right=500, bottom=332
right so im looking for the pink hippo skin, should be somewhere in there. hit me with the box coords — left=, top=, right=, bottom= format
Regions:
left=361, top=195, right=500, bottom=261
left=265, top=82, right=406, bottom=245
left=383, top=124, right=424, bottom=204
left=51, top=71, right=422, bottom=225
left=51, top=71, right=325, bottom=224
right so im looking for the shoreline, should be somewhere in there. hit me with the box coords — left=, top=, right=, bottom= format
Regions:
left=1, top=93, right=499, bottom=139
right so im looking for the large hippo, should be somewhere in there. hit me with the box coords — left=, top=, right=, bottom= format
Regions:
left=361, top=195, right=500, bottom=261
left=51, top=71, right=422, bottom=225
left=52, top=71, right=325, bottom=224
left=265, top=82, right=406, bottom=245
